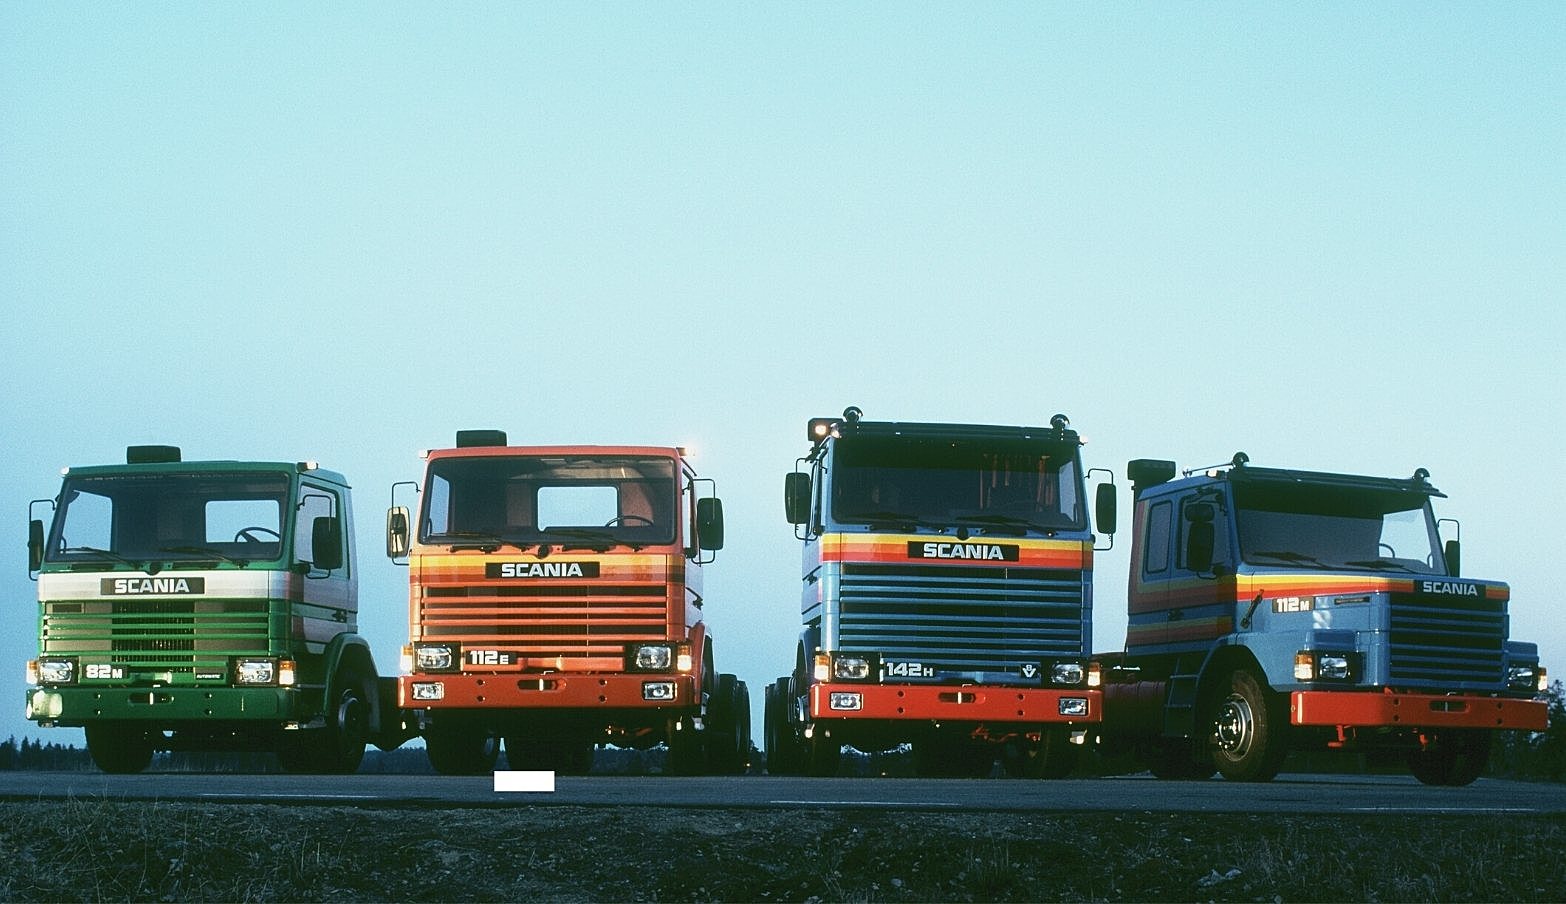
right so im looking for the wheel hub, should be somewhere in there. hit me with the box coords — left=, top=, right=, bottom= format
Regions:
left=1214, top=694, right=1255, bottom=755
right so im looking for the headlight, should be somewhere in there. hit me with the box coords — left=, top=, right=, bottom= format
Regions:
left=833, top=655, right=872, bottom=681
left=1508, top=664, right=1542, bottom=692
left=413, top=643, right=459, bottom=672
left=234, top=658, right=276, bottom=685
left=37, top=658, right=76, bottom=685
left=1296, top=650, right=1358, bottom=683
left=629, top=643, right=674, bottom=671
left=1051, top=662, right=1086, bottom=686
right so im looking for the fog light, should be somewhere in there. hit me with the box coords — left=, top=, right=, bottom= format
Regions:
left=643, top=681, right=677, bottom=701
left=1051, top=662, right=1085, bottom=686
left=829, top=692, right=863, bottom=711
left=26, top=689, right=63, bottom=720
left=833, top=656, right=871, bottom=680
left=1059, top=697, right=1089, bottom=717
left=1294, top=652, right=1315, bottom=682
left=234, top=658, right=276, bottom=685
left=411, top=681, right=445, bottom=701
left=1540, top=667, right=1550, bottom=694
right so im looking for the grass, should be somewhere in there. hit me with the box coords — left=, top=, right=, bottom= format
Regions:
left=1, top=800, right=1563, bottom=902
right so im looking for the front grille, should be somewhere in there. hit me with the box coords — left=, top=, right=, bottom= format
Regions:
left=1387, top=592, right=1506, bottom=687
left=41, top=598, right=271, bottom=673
left=837, top=563, right=1086, bottom=672
left=418, top=583, right=670, bottom=658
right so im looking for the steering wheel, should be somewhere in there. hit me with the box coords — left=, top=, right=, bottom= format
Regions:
left=1378, top=542, right=1396, bottom=557
left=604, top=515, right=654, bottom=527
left=235, top=526, right=281, bottom=543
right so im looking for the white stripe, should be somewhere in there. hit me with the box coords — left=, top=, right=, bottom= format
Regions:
left=494, top=771, right=556, bottom=793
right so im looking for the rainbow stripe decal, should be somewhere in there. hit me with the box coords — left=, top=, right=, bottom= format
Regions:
left=817, top=533, right=1091, bottom=569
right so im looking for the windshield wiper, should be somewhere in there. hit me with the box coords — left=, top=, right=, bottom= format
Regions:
left=1344, top=558, right=1419, bottom=574
left=431, top=531, right=518, bottom=553
left=542, top=527, right=643, bottom=552
left=1246, top=550, right=1331, bottom=569
left=953, top=514, right=1057, bottom=536
left=63, top=546, right=158, bottom=574
left=158, top=545, right=250, bottom=567
left=843, top=511, right=949, bottom=532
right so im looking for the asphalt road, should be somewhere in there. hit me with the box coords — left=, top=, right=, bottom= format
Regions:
left=3, top=772, right=1563, bottom=815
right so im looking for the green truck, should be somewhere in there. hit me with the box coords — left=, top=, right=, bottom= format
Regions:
left=24, top=445, right=407, bottom=773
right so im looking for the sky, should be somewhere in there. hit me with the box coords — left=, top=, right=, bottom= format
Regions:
left=2, top=4, right=1562, bottom=749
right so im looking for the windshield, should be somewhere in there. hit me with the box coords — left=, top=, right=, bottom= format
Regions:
left=46, top=472, right=290, bottom=565
left=420, top=455, right=677, bottom=547
left=1233, top=481, right=1444, bottom=574
left=828, top=434, right=1085, bottom=532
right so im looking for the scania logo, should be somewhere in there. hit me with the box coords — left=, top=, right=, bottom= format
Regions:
left=101, top=577, right=204, bottom=595
left=486, top=562, right=601, bottom=579
left=908, top=542, right=1020, bottom=562
left=1418, top=580, right=1480, bottom=597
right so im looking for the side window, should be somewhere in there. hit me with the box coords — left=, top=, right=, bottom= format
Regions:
left=1143, top=500, right=1172, bottom=575
left=1178, top=495, right=1229, bottom=571
left=294, top=487, right=339, bottom=566
left=62, top=490, right=113, bottom=551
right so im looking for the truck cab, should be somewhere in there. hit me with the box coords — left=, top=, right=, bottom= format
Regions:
left=388, top=431, right=748, bottom=775
left=766, top=408, right=1116, bottom=777
left=24, top=446, right=387, bottom=773
left=1104, top=454, right=1547, bottom=785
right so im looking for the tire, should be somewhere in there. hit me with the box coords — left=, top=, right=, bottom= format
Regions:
left=1146, top=738, right=1217, bottom=781
left=665, top=717, right=705, bottom=776
left=706, top=673, right=746, bottom=774
left=85, top=723, right=155, bottom=774
left=763, top=677, right=799, bottom=775
left=425, top=723, right=500, bottom=775
left=1408, top=731, right=1491, bottom=786
left=1209, top=669, right=1289, bottom=783
left=1005, top=728, right=1079, bottom=780
left=278, top=670, right=371, bottom=774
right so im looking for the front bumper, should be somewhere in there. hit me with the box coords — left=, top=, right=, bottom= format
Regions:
left=1291, top=690, right=1548, bottom=731
left=809, top=682, right=1101, bottom=724
left=399, top=672, right=697, bottom=710
left=25, top=685, right=301, bottom=725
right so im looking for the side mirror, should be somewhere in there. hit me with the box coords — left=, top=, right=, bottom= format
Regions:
left=311, top=517, right=344, bottom=571
left=784, top=472, right=811, bottom=525
left=386, top=506, right=410, bottom=559
left=1094, top=484, right=1117, bottom=535
left=696, top=497, right=725, bottom=551
left=1444, top=538, right=1460, bottom=577
left=1186, top=521, right=1215, bottom=573
left=28, top=519, right=44, bottom=572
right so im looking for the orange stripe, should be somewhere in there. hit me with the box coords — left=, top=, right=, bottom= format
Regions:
left=818, top=533, right=1091, bottom=569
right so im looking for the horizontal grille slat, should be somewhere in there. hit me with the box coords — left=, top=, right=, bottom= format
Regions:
left=40, top=598, right=271, bottom=672
left=417, top=582, right=670, bottom=657
left=1387, top=593, right=1505, bottom=686
left=838, top=563, right=1085, bottom=672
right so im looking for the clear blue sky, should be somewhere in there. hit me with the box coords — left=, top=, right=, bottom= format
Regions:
left=2, top=4, right=1562, bottom=748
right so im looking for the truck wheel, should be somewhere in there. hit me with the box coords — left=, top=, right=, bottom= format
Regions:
left=324, top=671, right=370, bottom=773
left=764, top=677, right=802, bottom=775
left=1408, top=731, right=1491, bottom=786
left=706, top=673, right=746, bottom=774
left=1146, top=738, right=1216, bottom=780
left=425, top=724, right=500, bottom=775
left=664, top=717, right=705, bottom=775
left=1008, top=729, right=1078, bottom=779
left=85, top=723, right=154, bottom=774
left=1209, top=669, right=1289, bottom=782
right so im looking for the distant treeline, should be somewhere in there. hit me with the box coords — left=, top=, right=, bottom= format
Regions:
left=7, top=681, right=1565, bottom=778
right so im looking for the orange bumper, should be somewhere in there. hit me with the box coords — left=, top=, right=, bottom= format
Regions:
left=810, top=682, right=1101, bottom=724
left=399, top=672, right=697, bottom=710
left=1291, top=690, right=1547, bottom=731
